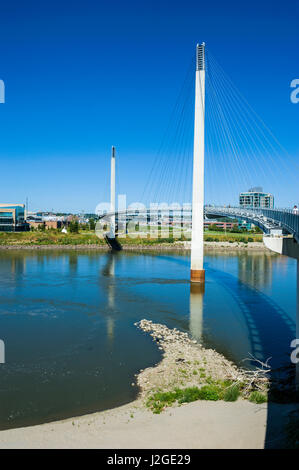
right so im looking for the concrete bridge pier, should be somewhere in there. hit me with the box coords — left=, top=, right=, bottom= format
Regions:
left=263, top=235, right=299, bottom=259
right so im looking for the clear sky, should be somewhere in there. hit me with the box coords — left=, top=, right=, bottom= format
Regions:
left=0, top=0, right=298, bottom=212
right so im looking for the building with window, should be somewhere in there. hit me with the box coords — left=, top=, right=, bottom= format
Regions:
left=239, top=187, right=274, bottom=209
left=204, top=220, right=237, bottom=230
left=0, top=204, right=29, bottom=232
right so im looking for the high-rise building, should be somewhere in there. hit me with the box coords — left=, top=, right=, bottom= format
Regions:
left=239, top=187, right=274, bottom=209
left=0, top=204, right=29, bottom=231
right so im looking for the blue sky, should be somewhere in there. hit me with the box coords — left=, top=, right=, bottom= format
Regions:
left=0, top=0, right=298, bottom=212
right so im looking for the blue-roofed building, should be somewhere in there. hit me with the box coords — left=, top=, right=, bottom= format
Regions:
left=0, top=204, right=30, bottom=232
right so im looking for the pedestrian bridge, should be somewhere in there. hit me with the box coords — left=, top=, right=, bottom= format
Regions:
left=99, top=205, right=299, bottom=258
left=206, top=207, right=299, bottom=259
left=205, top=206, right=299, bottom=243
left=100, top=206, right=299, bottom=241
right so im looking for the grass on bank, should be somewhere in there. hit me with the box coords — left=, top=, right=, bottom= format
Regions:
left=145, top=380, right=266, bottom=414
left=0, top=229, right=263, bottom=246
left=204, top=231, right=262, bottom=243
left=0, top=231, right=106, bottom=246
left=146, top=371, right=270, bottom=413
left=249, top=391, right=268, bottom=404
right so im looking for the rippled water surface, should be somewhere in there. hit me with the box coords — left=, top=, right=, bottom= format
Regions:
left=0, top=249, right=296, bottom=429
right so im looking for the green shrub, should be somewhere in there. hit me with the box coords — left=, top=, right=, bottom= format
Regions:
left=177, top=387, right=201, bottom=403
left=223, top=384, right=240, bottom=402
left=147, top=384, right=222, bottom=413
left=146, top=390, right=181, bottom=413
left=249, top=391, right=267, bottom=404
left=196, top=385, right=220, bottom=401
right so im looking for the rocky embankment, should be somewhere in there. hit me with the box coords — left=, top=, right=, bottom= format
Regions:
left=0, top=241, right=269, bottom=251
left=135, top=320, right=269, bottom=411
left=122, top=241, right=268, bottom=251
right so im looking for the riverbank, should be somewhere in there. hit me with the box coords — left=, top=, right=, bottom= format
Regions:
left=0, top=399, right=274, bottom=449
left=0, top=230, right=263, bottom=250
left=0, top=241, right=270, bottom=252
left=1, top=320, right=288, bottom=449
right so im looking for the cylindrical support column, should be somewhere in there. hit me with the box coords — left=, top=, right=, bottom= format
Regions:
left=191, top=43, right=205, bottom=283
left=109, top=146, right=116, bottom=239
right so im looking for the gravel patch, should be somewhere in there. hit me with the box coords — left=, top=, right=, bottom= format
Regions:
left=135, top=320, right=269, bottom=404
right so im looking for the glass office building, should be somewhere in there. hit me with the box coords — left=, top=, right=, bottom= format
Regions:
left=0, top=204, right=29, bottom=232
left=239, top=187, right=274, bottom=209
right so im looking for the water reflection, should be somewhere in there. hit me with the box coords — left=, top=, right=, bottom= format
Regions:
left=69, top=252, right=78, bottom=273
left=238, top=252, right=273, bottom=288
left=189, top=283, right=204, bottom=342
left=10, top=255, right=26, bottom=278
left=187, top=252, right=295, bottom=372
left=0, top=249, right=297, bottom=433
left=102, top=254, right=116, bottom=343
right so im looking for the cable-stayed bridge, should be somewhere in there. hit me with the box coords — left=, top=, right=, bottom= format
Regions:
left=98, top=43, right=299, bottom=269
left=97, top=42, right=299, bottom=390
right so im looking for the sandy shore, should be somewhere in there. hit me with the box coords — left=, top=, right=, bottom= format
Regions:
left=0, top=397, right=296, bottom=449
left=1, top=320, right=288, bottom=449
left=0, top=399, right=270, bottom=449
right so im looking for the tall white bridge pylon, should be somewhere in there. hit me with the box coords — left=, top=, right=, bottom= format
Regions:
left=190, top=42, right=206, bottom=285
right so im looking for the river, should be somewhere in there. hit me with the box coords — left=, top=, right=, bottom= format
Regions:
left=0, top=249, right=296, bottom=430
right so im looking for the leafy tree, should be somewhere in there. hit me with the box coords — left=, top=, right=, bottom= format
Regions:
left=69, top=221, right=79, bottom=233
left=229, top=225, right=242, bottom=233
left=208, top=224, right=224, bottom=232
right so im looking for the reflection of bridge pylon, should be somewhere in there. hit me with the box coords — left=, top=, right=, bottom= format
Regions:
left=103, top=254, right=116, bottom=343
left=189, top=283, right=204, bottom=342
left=191, top=43, right=206, bottom=285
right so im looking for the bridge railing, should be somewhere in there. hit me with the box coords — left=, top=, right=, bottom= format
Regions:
left=99, top=206, right=299, bottom=242
left=205, top=206, right=299, bottom=242
left=257, top=208, right=299, bottom=241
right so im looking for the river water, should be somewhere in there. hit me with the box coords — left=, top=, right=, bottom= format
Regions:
left=0, top=249, right=296, bottom=430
